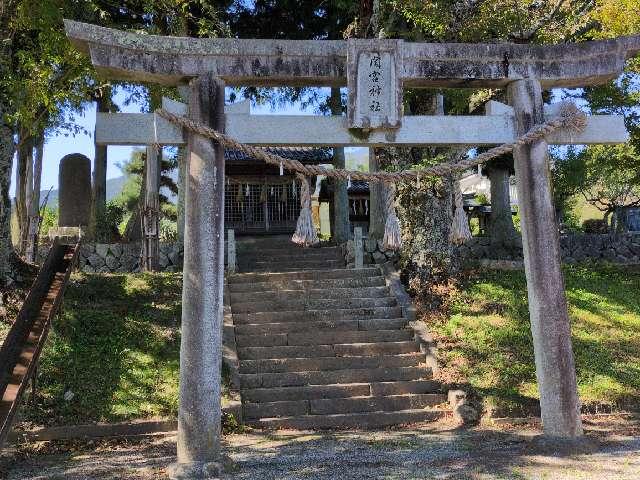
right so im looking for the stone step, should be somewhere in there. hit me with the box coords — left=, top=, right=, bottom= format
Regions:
left=239, top=353, right=424, bottom=374
left=236, top=236, right=324, bottom=249
left=240, top=366, right=430, bottom=389
left=234, top=318, right=407, bottom=336
left=238, top=341, right=421, bottom=360
left=228, top=276, right=386, bottom=293
left=233, top=306, right=403, bottom=325
left=242, top=380, right=441, bottom=403
left=228, top=286, right=392, bottom=304
left=227, top=267, right=381, bottom=284
left=249, top=259, right=345, bottom=271
left=235, top=329, right=413, bottom=348
left=370, top=380, right=442, bottom=396
left=231, top=296, right=397, bottom=313
left=247, top=408, right=446, bottom=429
left=243, top=393, right=447, bottom=419
left=240, top=246, right=342, bottom=257
left=250, top=266, right=344, bottom=273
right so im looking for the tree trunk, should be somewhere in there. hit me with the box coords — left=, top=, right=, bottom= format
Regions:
left=25, top=132, right=43, bottom=263
left=92, top=87, right=111, bottom=241
left=15, top=132, right=32, bottom=256
left=489, top=167, right=518, bottom=245
left=0, top=62, right=15, bottom=282
left=329, top=87, right=350, bottom=243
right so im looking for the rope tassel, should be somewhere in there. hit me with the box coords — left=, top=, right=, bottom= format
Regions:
left=450, top=180, right=472, bottom=245
left=292, top=173, right=319, bottom=247
left=382, top=184, right=402, bottom=251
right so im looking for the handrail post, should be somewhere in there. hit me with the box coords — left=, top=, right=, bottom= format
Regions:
left=227, top=229, right=236, bottom=274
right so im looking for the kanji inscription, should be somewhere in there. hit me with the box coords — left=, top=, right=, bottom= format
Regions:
left=347, top=39, right=403, bottom=130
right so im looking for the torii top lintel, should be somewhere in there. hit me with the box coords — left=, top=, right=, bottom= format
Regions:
left=64, top=19, right=640, bottom=89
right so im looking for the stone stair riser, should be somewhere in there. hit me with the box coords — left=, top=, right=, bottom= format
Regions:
left=242, top=380, right=442, bottom=403
left=242, top=384, right=373, bottom=403
left=240, top=246, right=342, bottom=256
left=231, top=297, right=397, bottom=314
left=229, top=286, right=392, bottom=303
left=237, top=341, right=420, bottom=360
left=239, top=353, right=425, bottom=374
left=228, top=277, right=386, bottom=293
left=235, top=329, right=414, bottom=348
left=240, top=367, right=430, bottom=389
left=234, top=318, right=407, bottom=336
left=227, top=267, right=381, bottom=284
left=244, top=393, right=448, bottom=419
left=233, top=307, right=403, bottom=324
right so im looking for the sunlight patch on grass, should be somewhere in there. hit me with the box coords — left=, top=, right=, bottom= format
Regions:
left=428, top=264, right=640, bottom=415
left=19, top=273, right=188, bottom=427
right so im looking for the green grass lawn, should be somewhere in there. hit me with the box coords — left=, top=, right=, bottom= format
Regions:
left=429, top=264, right=640, bottom=417
left=18, top=272, right=232, bottom=428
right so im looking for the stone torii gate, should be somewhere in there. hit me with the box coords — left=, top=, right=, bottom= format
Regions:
left=65, top=19, right=639, bottom=479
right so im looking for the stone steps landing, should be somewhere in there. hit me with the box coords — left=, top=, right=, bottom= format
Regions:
left=230, top=239, right=446, bottom=429
left=237, top=236, right=344, bottom=273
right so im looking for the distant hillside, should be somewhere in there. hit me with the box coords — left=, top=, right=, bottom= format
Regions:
left=42, top=176, right=126, bottom=209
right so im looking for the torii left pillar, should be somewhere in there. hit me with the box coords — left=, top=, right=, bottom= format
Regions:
left=169, top=73, right=225, bottom=479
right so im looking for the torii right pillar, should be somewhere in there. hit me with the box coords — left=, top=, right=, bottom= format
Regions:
left=508, top=79, right=583, bottom=439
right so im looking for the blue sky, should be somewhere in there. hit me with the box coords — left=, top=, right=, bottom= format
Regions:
left=10, top=86, right=367, bottom=197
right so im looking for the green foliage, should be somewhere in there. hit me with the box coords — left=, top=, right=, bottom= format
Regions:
left=431, top=265, right=640, bottom=415
left=556, top=144, right=640, bottom=217
left=94, top=201, right=126, bottom=243
left=38, top=205, right=57, bottom=240
left=474, top=193, right=489, bottom=205
left=21, top=273, right=232, bottom=426
left=159, top=218, right=178, bottom=243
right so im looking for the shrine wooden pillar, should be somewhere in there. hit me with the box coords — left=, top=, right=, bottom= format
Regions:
left=169, top=73, right=225, bottom=480
left=507, top=79, right=583, bottom=439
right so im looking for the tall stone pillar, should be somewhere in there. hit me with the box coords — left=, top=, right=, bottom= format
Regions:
left=329, top=87, right=350, bottom=243
left=168, top=74, right=225, bottom=479
left=141, top=145, right=160, bottom=272
left=488, top=166, right=518, bottom=245
left=507, top=79, right=583, bottom=439
left=332, top=148, right=350, bottom=242
left=368, top=148, right=386, bottom=240
left=58, top=153, right=91, bottom=228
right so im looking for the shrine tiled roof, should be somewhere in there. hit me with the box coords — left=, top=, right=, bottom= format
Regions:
left=348, top=180, right=370, bottom=194
left=224, top=147, right=332, bottom=164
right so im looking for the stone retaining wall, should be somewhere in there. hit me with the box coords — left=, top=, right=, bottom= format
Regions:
left=341, top=238, right=398, bottom=267
left=78, top=243, right=184, bottom=273
left=456, top=233, right=640, bottom=264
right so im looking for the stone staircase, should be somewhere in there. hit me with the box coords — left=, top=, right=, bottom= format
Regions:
left=228, top=236, right=447, bottom=429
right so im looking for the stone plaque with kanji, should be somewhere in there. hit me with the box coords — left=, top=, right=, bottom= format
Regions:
left=347, top=39, right=403, bottom=130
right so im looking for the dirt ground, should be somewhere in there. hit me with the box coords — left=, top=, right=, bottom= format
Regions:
left=1, top=415, right=639, bottom=480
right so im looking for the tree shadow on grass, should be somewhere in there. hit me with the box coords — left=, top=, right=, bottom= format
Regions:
left=18, top=273, right=182, bottom=427
left=439, top=264, right=640, bottom=416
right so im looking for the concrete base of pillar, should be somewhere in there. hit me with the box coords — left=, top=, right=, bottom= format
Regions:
left=167, top=461, right=221, bottom=479
left=529, top=435, right=599, bottom=455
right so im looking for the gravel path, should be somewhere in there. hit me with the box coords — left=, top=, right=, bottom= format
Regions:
left=2, top=417, right=639, bottom=479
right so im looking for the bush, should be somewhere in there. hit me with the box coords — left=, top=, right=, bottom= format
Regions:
left=583, top=218, right=607, bottom=233
left=39, top=206, right=58, bottom=241
left=160, top=219, right=178, bottom=242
